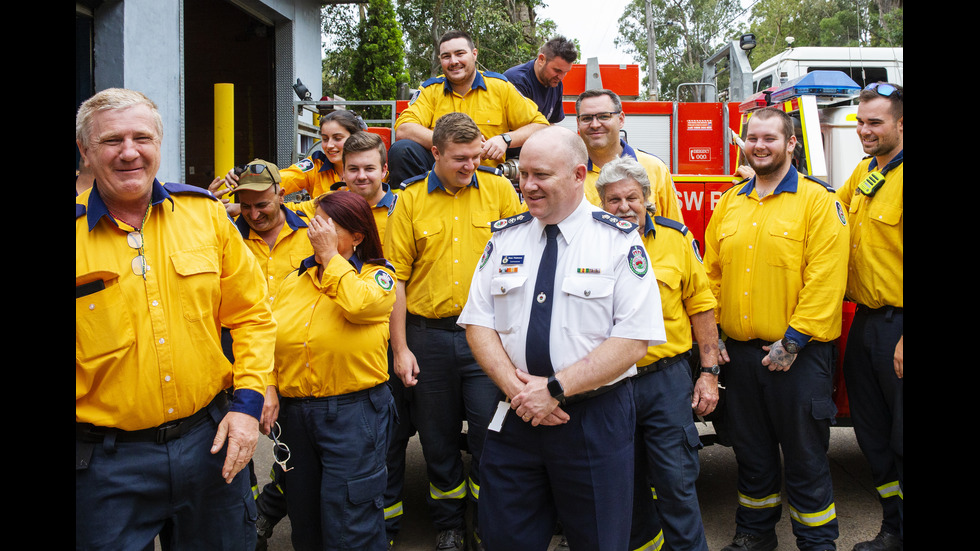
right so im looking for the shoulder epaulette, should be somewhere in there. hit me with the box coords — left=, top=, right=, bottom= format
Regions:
left=476, top=165, right=506, bottom=179
left=482, top=71, right=508, bottom=82
left=490, top=212, right=533, bottom=232
left=164, top=182, right=219, bottom=200
left=653, top=216, right=689, bottom=235
left=592, top=211, right=638, bottom=233
left=420, top=76, right=446, bottom=88
left=803, top=174, right=835, bottom=192
left=76, top=203, right=86, bottom=219
left=400, top=173, right=427, bottom=190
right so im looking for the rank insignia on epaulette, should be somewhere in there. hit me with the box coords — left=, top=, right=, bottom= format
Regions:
left=491, top=213, right=530, bottom=232
left=593, top=211, right=637, bottom=233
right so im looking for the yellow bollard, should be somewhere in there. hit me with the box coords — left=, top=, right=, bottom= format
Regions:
left=214, top=83, right=234, bottom=193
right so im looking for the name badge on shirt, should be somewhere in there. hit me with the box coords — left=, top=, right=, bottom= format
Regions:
left=501, top=255, right=524, bottom=265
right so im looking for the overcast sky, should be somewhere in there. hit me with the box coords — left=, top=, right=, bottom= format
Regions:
left=537, top=0, right=635, bottom=65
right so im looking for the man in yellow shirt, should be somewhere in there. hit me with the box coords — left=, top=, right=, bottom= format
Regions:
left=389, top=30, right=548, bottom=188
left=596, top=155, right=719, bottom=551
left=76, top=88, right=276, bottom=550
left=839, top=83, right=903, bottom=551
left=576, top=89, right=684, bottom=224
left=704, top=108, right=848, bottom=551
left=386, top=112, right=523, bottom=550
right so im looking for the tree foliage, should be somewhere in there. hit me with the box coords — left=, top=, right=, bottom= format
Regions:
left=616, top=0, right=741, bottom=100
left=344, top=0, right=409, bottom=120
left=745, top=0, right=902, bottom=65
left=616, top=0, right=901, bottom=100
left=395, top=0, right=557, bottom=84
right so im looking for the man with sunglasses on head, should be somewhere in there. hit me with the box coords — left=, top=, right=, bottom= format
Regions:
left=575, top=89, right=685, bottom=224
left=838, top=82, right=903, bottom=551
left=76, top=88, right=276, bottom=550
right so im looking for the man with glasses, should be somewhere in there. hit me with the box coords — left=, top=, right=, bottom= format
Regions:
left=76, top=88, right=277, bottom=550
left=838, top=83, right=903, bottom=551
left=212, top=158, right=313, bottom=550
left=575, top=89, right=685, bottom=224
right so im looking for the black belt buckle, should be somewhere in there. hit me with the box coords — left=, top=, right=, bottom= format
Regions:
left=154, top=422, right=182, bottom=444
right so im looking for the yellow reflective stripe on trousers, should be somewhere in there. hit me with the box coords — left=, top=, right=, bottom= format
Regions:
left=789, top=502, right=837, bottom=527
left=737, top=491, right=781, bottom=509
left=384, top=501, right=404, bottom=520
left=650, top=486, right=658, bottom=500
left=430, top=481, right=467, bottom=500
left=632, top=529, right=665, bottom=551
left=877, top=480, right=902, bottom=500
left=468, top=477, right=480, bottom=500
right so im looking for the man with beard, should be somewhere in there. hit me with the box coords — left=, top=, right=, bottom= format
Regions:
left=504, top=36, right=577, bottom=125
left=838, top=83, right=903, bottom=551
left=704, top=107, right=848, bottom=551
left=388, top=30, right=548, bottom=188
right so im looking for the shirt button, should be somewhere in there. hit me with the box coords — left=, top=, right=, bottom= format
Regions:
left=165, top=375, right=171, bottom=382
left=158, top=338, right=165, bottom=344
left=88, top=304, right=95, bottom=310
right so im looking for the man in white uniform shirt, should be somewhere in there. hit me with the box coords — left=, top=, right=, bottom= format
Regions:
left=459, top=126, right=665, bottom=550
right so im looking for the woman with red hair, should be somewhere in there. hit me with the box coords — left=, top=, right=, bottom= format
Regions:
left=271, top=190, right=396, bottom=550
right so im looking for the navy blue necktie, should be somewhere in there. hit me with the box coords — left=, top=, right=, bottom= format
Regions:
left=526, top=224, right=560, bottom=377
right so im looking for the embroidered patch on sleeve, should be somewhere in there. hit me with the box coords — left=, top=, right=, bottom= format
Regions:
left=628, top=245, right=649, bottom=278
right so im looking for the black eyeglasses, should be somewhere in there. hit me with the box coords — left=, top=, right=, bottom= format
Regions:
left=865, top=82, right=902, bottom=100
left=576, top=111, right=621, bottom=124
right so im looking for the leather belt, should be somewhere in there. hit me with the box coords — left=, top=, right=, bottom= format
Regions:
left=406, top=312, right=464, bottom=332
left=563, top=378, right=626, bottom=405
left=635, top=351, right=691, bottom=377
left=76, top=392, right=228, bottom=445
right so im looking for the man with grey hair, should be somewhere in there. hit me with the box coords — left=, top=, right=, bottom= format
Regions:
left=76, top=88, right=276, bottom=550
left=459, top=126, right=665, bottom=550
left=597, top=155, right=721, bottom=551
left=576, top=89, right=684, bottom=223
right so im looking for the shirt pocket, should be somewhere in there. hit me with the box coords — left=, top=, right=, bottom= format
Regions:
left=765, top=217, right=805, bottom=269
left=866, top=201, right=902, bottom=250
left=653, top=264, right=683, bottom=323
left=75, top=271, right=135, bottom=362
left=490, top=275, right=527, bottom=334
left=715, top=215, right=740, bottom=266
left=560, top=275, right=615, bottom=338
left=414, top=219, right=444, bottom=256
left=469, top=108, right=503, bottom=130
left=170, top=246, right=220, bottom=322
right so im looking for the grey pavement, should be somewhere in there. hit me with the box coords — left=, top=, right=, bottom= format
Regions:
left=248, top=423, right=884, bottom=551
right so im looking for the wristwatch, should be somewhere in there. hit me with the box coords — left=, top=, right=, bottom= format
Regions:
left=547, top=374, right=565, bottom=404
left=780, top=337, right=801, bottom=355
left=701, top=365, right=720, bottom=376
left=500, top=133, right=512, bottom=146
